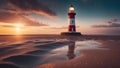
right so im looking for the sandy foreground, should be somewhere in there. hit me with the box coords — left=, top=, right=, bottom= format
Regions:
left=0, top=35, right=120, bottom=68
left=36, top=40, right=120, bottom=68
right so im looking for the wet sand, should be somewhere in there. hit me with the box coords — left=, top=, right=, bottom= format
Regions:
left=0, top=35, right=120, bottom=68
left=36, top=40, right=120, bottom=68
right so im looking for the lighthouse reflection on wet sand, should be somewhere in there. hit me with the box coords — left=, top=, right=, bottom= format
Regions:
left=68, top=5, right=76, bottom=32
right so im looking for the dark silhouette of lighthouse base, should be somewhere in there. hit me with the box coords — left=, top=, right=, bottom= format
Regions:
left=61, top=5, right=82, bottom=36
left=61, top=32, right=81, bottom=36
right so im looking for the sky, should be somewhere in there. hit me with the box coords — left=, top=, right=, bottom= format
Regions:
left=0, top=0, right=120, bottom=35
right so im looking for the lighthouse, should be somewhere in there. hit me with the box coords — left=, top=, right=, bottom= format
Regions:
left=61, top=5, right=81, bottom=36
left=68, top=5, right=76, bottom=32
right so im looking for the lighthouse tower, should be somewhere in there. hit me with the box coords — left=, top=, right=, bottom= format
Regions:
left=61, top=5, right=81, bottom=36
left=68, top=5, right=76, bottom=32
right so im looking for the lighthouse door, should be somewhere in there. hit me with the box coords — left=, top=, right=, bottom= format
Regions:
left=72, top=28, right=74, bottom=32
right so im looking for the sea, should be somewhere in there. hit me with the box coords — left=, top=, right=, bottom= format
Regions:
left=0, top=35, right=120, bottom=68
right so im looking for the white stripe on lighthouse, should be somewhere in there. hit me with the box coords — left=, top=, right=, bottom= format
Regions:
left=68, top=18, right=75, bottom=25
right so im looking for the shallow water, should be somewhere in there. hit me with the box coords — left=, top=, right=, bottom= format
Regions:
left=0, top=35, right=120, bottom=68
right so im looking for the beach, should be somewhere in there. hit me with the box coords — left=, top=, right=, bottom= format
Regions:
left=0, top=35, right=120, bottom=68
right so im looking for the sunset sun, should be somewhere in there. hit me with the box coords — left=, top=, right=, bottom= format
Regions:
left=13, top=23, right=24, bottom=34
left=14, top=23, right=23, bottom=31
left=16, top=27, right=21, bottom=31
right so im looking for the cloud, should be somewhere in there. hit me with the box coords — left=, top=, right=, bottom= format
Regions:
left=0, top=0, right=53, bottom=26
left=92, top=19, right=120, bottom=28
left=0, top=25, right=14, bottom=28
left=92, top=19, right=120, bottom=35
left=0, top=0, right=6, bottom=8
left=21, top=16, right=48, bottom=26
left=0, top=11, right=48, bottom=26
left=5, top=0, right=57, bottom=17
